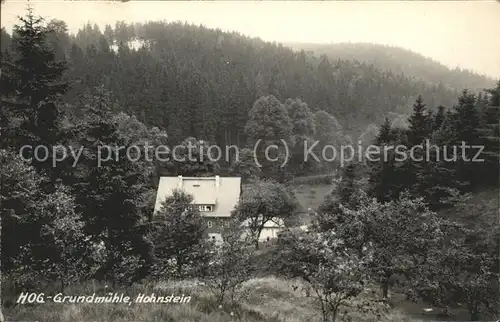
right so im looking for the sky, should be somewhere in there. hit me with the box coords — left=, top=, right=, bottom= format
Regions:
left=1, top=1, right=499, bottom=78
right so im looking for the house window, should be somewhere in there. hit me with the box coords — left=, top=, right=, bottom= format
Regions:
left=199, top=205, right=214, bottom=212
left=225, top=221, right=230, bottom=227
left=207, top=221, right=212, bottom=228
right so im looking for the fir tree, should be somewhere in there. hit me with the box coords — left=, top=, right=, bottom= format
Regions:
left=433, top=105, right=446, bottom=132
left=406, top=96, right=435, bottom=200
left=375, top=117, right=393, bottom=145
left=485, top=80, right=500, bottom=106
left=414, top=113, right=465, bottom=209
left=0, top=150, right=90, bottom=289
left=454, top=89, right=480, bottom=143
left=338, top=163, right=358, bottom=207
left=476, top=81, right=500, bottom=185
left=0, top=7, right=68, bottom=184
left=369, top=118, right=399, bottom=203
left=408, top=95, right=430, bottom=145
left=69, top=88, right=153, bottom=285
left=450, top=90, right=481, bottom=188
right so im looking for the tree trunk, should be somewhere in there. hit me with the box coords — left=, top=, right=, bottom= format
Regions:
left=381, top=281, right=389, bottom=299
left=469, top=305, right=479, bottom=321
left=217, top=286, right=226, bottom=305
left=320, top=300, right=328, bottom=322
left=254, top=226, right=263, bottom=250
left=331, top=307, right=338, bottom=322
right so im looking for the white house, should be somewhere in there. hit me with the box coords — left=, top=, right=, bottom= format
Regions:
left=154, top=175, right=241, bottom=244
left=153, top=175, right=287, bottom=243
left=240, top=216, right=285, bottom=241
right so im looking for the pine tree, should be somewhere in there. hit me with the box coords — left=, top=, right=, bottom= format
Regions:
left=68, top=88, right=153, bottom=285
left=476, top=81, right=500, bottom=185
left=338, top=163, right=358, bottom=206
left=426, top=108, right=434, bottom=135
left=405, top=96, right=437, bottom=201
left=0, top=150, right=90, bottom=289
left=449, top=90, right=481, bottom=188
left=1, top=149, right=45, bottom=275
left=103, top=24, right=114, bottom=43
left=408, top=95, right=430, bottom=145
left=414, top=113, right=464, bottom=209
left=433, top=105, right=446, bottom=132
left=369, top=154, right=398, bottom=203
left=454, top=90, right=480, bottom=143
left=369, top=118, right=399, bottom=203
left=485, top=80, right=500, bottom=106
left=375, top=117, right=393, bottom=145
left=268, top=64, right=285, bottom=99
left=0, top=8, right=68, bottom=184
left=0, top=27, right=12, bottom=53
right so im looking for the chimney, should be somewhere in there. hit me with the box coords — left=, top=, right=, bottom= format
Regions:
left=177, top=175, right=183, bottom=189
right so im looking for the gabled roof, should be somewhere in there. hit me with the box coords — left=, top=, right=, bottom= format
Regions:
left=154, top=176, right=241, bottom=218
left=180, top=179, right=217, bottom=205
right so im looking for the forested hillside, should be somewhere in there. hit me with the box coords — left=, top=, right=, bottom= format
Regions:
left=1, top=21, right=464, bottom=144
left=288, top=42, right=496, bottom=92
left=1, top=10, right=499, bottom=322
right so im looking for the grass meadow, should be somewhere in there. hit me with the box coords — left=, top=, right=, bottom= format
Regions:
left=3, top=276, right=431, bottom=322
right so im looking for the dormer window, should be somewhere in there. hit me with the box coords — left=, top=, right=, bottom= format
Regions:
left=198, top=205, right=214, bottom=212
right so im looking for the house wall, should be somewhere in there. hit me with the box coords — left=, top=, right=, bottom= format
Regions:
left=203, top=216, right=231, bottom=234
left=259, top=227, right=282, bottom=241
left=240, top=226, right=284, bottom=242
left=203, top=217, right=284, bottom=242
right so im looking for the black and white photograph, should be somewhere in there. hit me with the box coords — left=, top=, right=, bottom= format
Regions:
left=0, top=1, right=499, bottom=321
